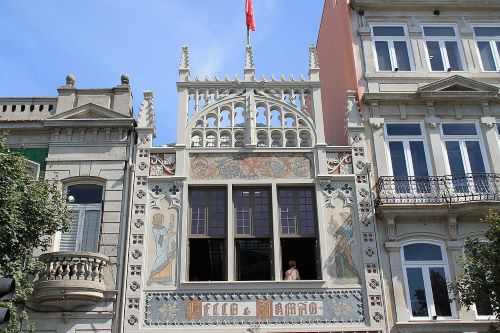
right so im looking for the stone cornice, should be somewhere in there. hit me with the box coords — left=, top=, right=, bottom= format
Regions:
left=351, top=0, right=500, bottom=11
left=43, top=118, right=135, bottom=128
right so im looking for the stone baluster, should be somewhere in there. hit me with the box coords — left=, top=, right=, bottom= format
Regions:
left=194, top=90, right=199, bottom=113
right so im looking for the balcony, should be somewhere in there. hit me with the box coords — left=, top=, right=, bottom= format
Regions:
left=32, top=251, right=110, bottom=310
left=376, top=173, right=500, bottom=206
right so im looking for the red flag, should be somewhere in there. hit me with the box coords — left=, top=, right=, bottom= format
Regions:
left=246, top=0, right=256, bottom=31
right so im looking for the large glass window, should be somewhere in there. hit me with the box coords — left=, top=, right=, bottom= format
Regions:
left=385, top=123, right=430, bottom=194
left=473, top=26, right=500, bottom=72
left=188, top=188, right=226, bottom=281
left=60, top=184, right=103, bottom=252
left=402, top=242, right=454, bottom=319
left=234, top=188, right=272, bottom=281
left=423, top=26, right=464, bottom=71
left=441, top=123, right=487, bottom=193
left=372, top=25, right=412, bottom=71
left=278, top=188, right=320, bottom=280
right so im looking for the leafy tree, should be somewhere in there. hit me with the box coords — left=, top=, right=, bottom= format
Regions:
left=451, top=210, right=500, bottom=331
left=0, top=132, right=71, bottom=332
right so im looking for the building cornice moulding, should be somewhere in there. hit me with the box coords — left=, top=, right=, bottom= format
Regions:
left=351, top=0, right=500, bottom=11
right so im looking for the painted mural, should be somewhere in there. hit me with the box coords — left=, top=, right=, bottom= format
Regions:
left=147, top=182, right=181, bottom=286
left=323, top=195, right=360, bottom=284
left=189, top=153, right=313, bottom=180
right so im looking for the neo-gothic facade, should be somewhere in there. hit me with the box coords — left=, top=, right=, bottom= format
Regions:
left=318, top=1, right=500, bottom=332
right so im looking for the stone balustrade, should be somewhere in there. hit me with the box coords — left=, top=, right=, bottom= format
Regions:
left=33, top=251, right=111, bottom=310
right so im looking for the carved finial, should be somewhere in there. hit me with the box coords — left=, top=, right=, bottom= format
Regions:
left=234, top=74, right=239, bottom=82
left=260, top=74, right=266, bottom=82
left=66, top=74, right=76, bottom=87
left=137, top=91, right=156, bottom=138
left=245, top=45, right=255, bottom=69
left=345, top=90, right=362, bottom=127
left=179, top=44, right=189, bottom=69
left=120, top=73, right=130, bottom=85
left=299, top=74, right=305, bottom=81
left=195, top=75, right=200, bottom=81
left=271, top=74, right=276, bottom=81
left=309, top=45, right=319, bottom=69
left=224, top=74, right=230, bottom=81
left=280, top=74, right=286, bottom=81
left=205, top=75, right=210, bottom=81
left=290, top=74, right=295, bottom=81
left=215, top=74, right=220, bottom=81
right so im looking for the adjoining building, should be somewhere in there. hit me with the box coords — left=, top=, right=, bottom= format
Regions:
left=317, top=1, right=500, bottom=332
left=0, top=75, right=136, bottom=332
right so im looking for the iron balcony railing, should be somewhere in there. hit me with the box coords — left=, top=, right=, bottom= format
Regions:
left=376, top=173, right=500, bottom=205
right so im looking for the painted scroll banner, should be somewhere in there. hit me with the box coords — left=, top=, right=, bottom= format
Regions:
left=144, top=290, right=363, bottom=327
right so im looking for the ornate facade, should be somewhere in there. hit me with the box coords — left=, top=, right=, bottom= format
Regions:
left=318, top=1, right=500, bottom=332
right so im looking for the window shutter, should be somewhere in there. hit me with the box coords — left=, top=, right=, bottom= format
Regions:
left=59, top=210, right=80, bottom=251
left=80, top=210, right=101, bottom=252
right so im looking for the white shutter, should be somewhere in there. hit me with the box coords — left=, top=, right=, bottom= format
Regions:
left=59, top=210, right=80, bottom=251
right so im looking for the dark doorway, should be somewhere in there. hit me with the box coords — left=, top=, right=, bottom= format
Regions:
left=281, top=238, right=319, bottom=280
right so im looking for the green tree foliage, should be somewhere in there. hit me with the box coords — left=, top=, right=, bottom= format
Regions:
left=451, top=210, right=500, bottom=330
left=0, top=132, right=71, bottom=332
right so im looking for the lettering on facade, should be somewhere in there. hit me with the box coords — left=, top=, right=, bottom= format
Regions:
left=184, top=300, right=323, bottom=320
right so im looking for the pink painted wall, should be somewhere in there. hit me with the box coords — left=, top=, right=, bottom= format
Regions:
left=317, top=0, right=359, bottom=145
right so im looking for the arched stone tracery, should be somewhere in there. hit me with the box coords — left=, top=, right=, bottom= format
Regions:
left=186, top=89, right=316, bottom=148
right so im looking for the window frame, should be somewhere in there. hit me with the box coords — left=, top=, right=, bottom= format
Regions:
left=277, top=187, right=318, bottom=238
left=384, top=122, right=432, bottom=177
left=371, top=24, right=414, bottom=72
left=233, top=187, right=272, bottom=238
left=472, top=25, right=500, bottom=72
left=188, top=187, right=227, bottom=238
left=400, top=240, right=456, bottom=320
left=422, top=24, right=466, bottom=72
left=440, top=121, right=489, bottom=175
left=57, top=182, right=105, bottom=252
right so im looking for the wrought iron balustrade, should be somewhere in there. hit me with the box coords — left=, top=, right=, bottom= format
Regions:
left=376, top=173, right=500, bottom=205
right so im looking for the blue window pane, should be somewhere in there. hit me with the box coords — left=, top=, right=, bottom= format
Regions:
left=389, top=142, right=408, bottom=177
left=442, top=123, right=477, bottom=135
left=67, top=184, right=103, bottom=204
left=404, top=243, right=443, bottom=261
left=445, top=41, right=463, bottom=71
left=424, top=26, right=456, bottom=37
left=465, top=141, right=485, bottom=173
left=477, top=41, right=497, bottom=71
left=427, top=41, right=445, bottom=71
left=410, top=141, right=429, bottom=177
left=474, top=27, right=500, bottom=37
left=445, top=141, right=465, bottom=175
left=394, top=41, right=411, bottom=70
left=429, top=267, right=452, bottom=316
left=373, top=26, right=405, bottom=36
left=386, top=123, right=422, bottom=136
left=497, top=123, right=500, bottom=134
left=406, top=268, right=429, bottom=317
left=375, top=41, right=392, bottom=71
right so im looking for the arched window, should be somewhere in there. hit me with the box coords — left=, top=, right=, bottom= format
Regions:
left=402, top=242, right=455, bottom=319
left=59, top=184, right=103, bottom=252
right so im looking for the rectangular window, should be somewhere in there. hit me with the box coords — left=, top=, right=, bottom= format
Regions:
left=441, top=123, right=488, bottom=193
left=473, top=26, right=500, bottom=72
left=423, top=25, right=464, bottom=71
left=385, top=123, right=430, bottom=194
left=188, top=188, right=227, bottom=281
left=278, top=188, right=320, bottom=280
left=372, top=25, right=412, bottom=71
left=234, top=188, right=272, bottom=281
left=60, top=184, right=103, bottom=252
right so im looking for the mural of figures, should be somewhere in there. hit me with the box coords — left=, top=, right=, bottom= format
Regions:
left=148, top=212, right=177, bottom=285
left=324, top=205, right=360, bottom=284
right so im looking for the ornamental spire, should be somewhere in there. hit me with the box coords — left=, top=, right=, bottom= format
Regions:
left=178, top=44, right=190, bottom=81
left=137, top=91, right=156, bottom=137
left=308, top=45, right=320, bottom=81
left=244, top=45, right=255, bottom=81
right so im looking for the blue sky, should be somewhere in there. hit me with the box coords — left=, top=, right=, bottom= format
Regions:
left=0, top=1, right=324, bottom=144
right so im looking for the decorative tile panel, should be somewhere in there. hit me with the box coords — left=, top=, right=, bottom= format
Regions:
left=190, top=153, right=313, bottom=180
left=144, top=290, right=363, bottom=327
left=150, top=153, right=176, bottom=176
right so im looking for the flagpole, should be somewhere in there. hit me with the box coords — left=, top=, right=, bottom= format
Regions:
left=247, top=27, right=250, bottom=46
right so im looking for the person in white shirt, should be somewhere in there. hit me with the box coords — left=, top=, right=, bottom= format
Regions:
left=284, top=260, right=301, bottom=280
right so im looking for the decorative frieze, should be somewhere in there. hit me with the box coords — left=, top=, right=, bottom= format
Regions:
left=150, top=153, right=176, bottom=176
left=144, top=290, right=364, bottom=327
left=326, top=152, right=353, bottom=175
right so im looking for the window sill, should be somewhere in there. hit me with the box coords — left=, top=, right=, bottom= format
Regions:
left=180, top=280, right=328, bottom=290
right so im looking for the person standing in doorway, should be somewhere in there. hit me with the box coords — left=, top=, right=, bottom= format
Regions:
left=284, top=260, right=301, bottom=280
